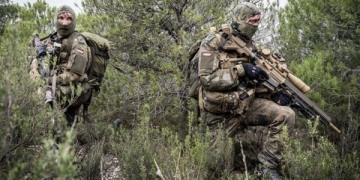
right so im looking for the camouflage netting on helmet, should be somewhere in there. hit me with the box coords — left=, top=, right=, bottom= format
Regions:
left=229, top=2, right=261, bottom=39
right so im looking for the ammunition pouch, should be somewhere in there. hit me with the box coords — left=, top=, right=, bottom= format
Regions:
left=202, top=88, right=255, bottom=115
left=82, top=82, right=91, bottom=94
left=56, top=83, right=91, bottom=105
left=199, top=68, right=239, bottom=91
left=188, top=79, right=200, bottom=100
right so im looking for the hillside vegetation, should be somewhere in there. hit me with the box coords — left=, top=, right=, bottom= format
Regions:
left=0, top=0, right=359, bottom=179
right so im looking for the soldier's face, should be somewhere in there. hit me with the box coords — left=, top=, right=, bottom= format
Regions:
left=57, top=12, right=73, bottom=26
left=246, top=14, right=261, bottom=27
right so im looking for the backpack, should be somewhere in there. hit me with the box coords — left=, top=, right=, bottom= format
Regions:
left=80, top=32, right=110, bottom=93
left=187, top=40, right=202, bottom=100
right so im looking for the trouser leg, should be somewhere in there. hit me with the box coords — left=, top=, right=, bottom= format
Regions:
left=64, top=90, right=92, bottom=127
left=243, top=98, right=295, bottom=169
left=82, top=90, right=92, bottom=122
left=200, top=110, right=242, bottom=179
left=199, top=97, right=295, bottom=177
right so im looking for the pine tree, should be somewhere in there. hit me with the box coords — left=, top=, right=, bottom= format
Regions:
left=78, top=0, right=239, bottom=134
left=278, top=0, right=359, bottom=155
left=0, top=0, right=18, bottom=36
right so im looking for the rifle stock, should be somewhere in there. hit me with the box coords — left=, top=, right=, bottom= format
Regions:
left=222, top=34, right=340, bottom=134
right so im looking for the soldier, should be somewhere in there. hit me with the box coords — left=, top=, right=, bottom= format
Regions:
left=40, top=5, right=92, bottom=128
left=195, top=2, right=295, bottom=180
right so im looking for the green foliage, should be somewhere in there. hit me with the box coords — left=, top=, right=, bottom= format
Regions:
left=31, top=132, right=78, bottom=180
left=0, top=0, right=359, bottom=179
left=281, top=118, right=359, bottom=180
left=279, top=0, right=360, bottom=64
left=279, top=0, right=360, bottom=156
left=17, top=0, right=56, bottom=37
left=111, top=108, right=236, bottom=180
left=0, top=0, right=19, bottom=36
left=76, top=0, right=238, bottom=138
left=289, top=51, right=340, bottom=106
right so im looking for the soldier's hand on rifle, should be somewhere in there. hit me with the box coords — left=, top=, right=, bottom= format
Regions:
left=32, top=34, right=47, bottom=58
left=45, top=89, right=54, bottom=104
left=242, top=63, right=269, bottom=81
left=271, top=90, right=292, bottom=106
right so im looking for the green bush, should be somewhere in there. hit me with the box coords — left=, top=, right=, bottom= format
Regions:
left=0, top=0, right=359, bottom=179
left=281, top=119, right=359, bottom=180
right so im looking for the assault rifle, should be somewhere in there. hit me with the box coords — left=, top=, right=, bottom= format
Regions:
left=221, top=33, right=341, bottom=134
left=31, top=33, right=61, bottom=106
left=32, top=34, right=51, bottom=79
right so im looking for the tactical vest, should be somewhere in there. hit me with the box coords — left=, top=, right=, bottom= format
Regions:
left=51, top=32, right=91, bottom=96
left=198, top=24, right=256, bottom=115
left=55, top=32, right=78, bottom=67
left=54, top=31, right=91, bottom=77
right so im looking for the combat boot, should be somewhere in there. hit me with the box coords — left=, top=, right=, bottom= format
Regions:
left=255, top=166, right=282, bottom=180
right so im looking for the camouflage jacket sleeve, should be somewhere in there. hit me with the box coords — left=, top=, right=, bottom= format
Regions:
left=198, top=33, right=246, bottom=91
left=57, top=35, right=91, bottom=86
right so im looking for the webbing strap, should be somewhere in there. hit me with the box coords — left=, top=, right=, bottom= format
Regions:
left=198, top=87, right=204, bottom=110
left=56, top=31, right=79, bottom=65
left=95, top=49, right=110, bottom=59
left=219, top=33, right=232, bottom=52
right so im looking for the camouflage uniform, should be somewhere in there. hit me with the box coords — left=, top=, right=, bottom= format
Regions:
left=196, top=2, right=295, bottom=178
left=200, top=99, right=295, bottom=167
left=51, top=34, right=92, bottom=125
left=46, top=5, right=92, bottom=126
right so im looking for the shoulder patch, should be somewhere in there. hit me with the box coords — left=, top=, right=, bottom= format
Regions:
left=77, top=36, right=86, bottom=44
left=203, top=34, right=216, bottom=44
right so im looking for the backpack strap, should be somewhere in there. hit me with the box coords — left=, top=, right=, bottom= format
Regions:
left=95, top=49, right=110, bottom=59
left=57, top=31, right=79, bottom=65
left=198, top=87, right=204, bottom=110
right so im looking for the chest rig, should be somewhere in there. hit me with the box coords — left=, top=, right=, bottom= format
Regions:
left=52, top=32, right=80, bottom=71
left=198, top=24, right=257, bottom=115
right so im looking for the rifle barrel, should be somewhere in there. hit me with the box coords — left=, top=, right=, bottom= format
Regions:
left=283, top=80, right=340, bottom=134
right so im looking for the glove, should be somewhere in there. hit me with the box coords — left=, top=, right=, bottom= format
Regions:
left=242, top=63, right=269, bottom=81
left=36, top=45, right=47, bottom=58
left=271, top=90, right=292, bottom=106
left=44, top=89, right=54, bottom=104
